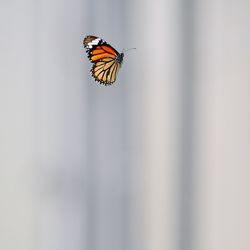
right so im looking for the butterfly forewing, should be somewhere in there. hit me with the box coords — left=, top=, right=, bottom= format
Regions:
left=83, top=35, right=123, bottom=85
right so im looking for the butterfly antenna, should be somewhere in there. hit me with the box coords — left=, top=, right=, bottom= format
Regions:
left=122, top=48, right=136, bottom=53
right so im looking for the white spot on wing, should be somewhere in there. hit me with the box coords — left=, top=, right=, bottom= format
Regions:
left=87, top=38, right=101, bottom=49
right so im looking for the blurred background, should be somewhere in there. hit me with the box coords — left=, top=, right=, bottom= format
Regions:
left=0, top=0, right=250, bottom=250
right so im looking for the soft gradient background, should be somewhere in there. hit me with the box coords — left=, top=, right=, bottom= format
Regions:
left=0, top=0, right=250, bottom=250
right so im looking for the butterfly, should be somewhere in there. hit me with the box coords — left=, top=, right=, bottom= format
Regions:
left=83, top=35, right=135, bottom=85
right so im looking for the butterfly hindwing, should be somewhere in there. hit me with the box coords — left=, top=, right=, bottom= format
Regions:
left=83, top=35, right=123, bottom=85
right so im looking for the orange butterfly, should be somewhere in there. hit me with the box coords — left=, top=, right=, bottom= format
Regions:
left=83, top=35, right=135, bottom=85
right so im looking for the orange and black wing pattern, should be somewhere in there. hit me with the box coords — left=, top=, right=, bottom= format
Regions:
left=83, top=35, right=124, bottom=85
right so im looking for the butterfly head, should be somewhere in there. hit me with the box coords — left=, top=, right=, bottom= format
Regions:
left=117, top=53, right=124, bottom=64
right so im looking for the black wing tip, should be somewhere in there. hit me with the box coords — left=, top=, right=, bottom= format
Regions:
left=83, top=35, right=98, bottom=47
left=83, top=35, right=107, bottom=48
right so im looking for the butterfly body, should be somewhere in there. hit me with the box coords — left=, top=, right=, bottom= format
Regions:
left=83, top=35, right=124, bottom=85
left=116, top=53, right=124, bottom=64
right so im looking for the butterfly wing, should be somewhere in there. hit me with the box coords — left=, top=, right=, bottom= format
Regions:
left=92, top=58, right=121, bottom=84
left=83, top=36, right=123, bottom=85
